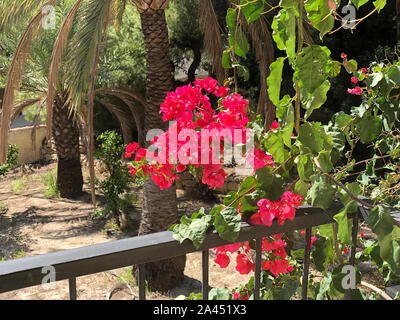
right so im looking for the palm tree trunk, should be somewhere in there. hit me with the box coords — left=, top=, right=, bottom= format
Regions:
left=136, top=8, right=186, bottom=292
left=52, top=94, right=83, bottom=198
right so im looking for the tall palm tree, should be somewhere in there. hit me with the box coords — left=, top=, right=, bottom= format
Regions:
left=64, top=0, right=185, bottom=291
left=129, top=0, right=186, bottom=291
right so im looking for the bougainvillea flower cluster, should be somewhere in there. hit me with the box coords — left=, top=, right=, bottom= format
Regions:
left=213, top=234, right=293, bottom=277
left=126, top=77, right=269, bottom=190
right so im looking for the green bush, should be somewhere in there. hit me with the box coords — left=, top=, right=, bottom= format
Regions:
left=94, top=131, right=132, bottom=226
left=0, top=144, right=19, bottom=178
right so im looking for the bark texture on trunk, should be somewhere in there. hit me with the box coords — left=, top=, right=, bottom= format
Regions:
left=52, top=95, right=83, bottom=198
left=136, top=8, right=186, bottom=292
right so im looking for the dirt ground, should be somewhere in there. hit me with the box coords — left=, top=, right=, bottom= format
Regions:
left=0, top=162, right=252, bottom=300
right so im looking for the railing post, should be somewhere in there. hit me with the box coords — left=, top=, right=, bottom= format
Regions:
left=69, top=278, right=77, bottom=300
left=301, top=227, right=312, bottom=300
left=202, top=250, right=209, bottom=300
left=253, top=238, right=262, bottom=300
left=138, top=264, right=146, bottom=300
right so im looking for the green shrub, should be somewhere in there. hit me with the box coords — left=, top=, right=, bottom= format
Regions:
left=0, top=144, right=19, bottom=178
left=95, top=131, right=132, bottom=226
left=43, top=169, right=60, bottom=199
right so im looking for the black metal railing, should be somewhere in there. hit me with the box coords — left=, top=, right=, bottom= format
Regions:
left=1, top=201, right=362, bottom=300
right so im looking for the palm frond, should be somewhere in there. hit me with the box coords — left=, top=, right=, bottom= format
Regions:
left=199, top=0, right=225, bottom=84
left=95, top=97, right=134, bottom=144
left=46, top=0, right=85, bottom=140
left=64, top=0, right=114, bottom=116
left=95, top=87, right=145, bottom=145
left=113, top=0, right=127, bottom=31
left=0, top=0, right=56, bottom=163
left=0, top=0, right=49, bottom=32
left=242, top=14, right=276, bottom=129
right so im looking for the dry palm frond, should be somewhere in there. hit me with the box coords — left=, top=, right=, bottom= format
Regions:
left=242, top=14, right=276, bottom=129
left=0, top=97, right=43, bottom=125
left=95, top=87, right=145, bottom=106
left=199, top=0, right=225, bottom=84
left=95, top=87, right=145, bottom=145
left=95, top=97, right=135, bottom=144
left=46, top=0, right=85, bottom=141
left=0, top=0, right=57, bottom=164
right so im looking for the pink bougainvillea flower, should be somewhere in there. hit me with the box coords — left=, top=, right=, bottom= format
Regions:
left=360, top=232, right=365, bottom=238
left=233, top=291, right=240, bottom=299
left=341, top=52, right=347, bottom=59
left=351, top=76, right=358, bottom=84
left=246, top=148, right=274, bottom=172
left=270, top=120, right=280, bottom=130
left=248, top=211, right=262, bottom=225
left=262, top=258, right=293, bottom=277
left=347, top=86, right=363, bottom=95
left=134, top=148, right=147, bottom=161
left=125, top=142, right=139, bottom=158
left=328, top=0, right=337, bottom=10
left=176, top=163, right=187, bottom=173
left=361, top=68, right=367, bottom=74
left=310, top=236, right=317, bottom=249
left=214, top=253, right=230, bottom=268
left=235, top=253, right=254, bottom=275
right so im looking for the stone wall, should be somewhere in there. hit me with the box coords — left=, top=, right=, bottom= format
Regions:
left=6, top=125, right=51, bottom=164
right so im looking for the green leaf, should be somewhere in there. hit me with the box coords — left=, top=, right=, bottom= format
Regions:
left=308, top=174, right=336, bottom=209
left=343, top=59, right=358, bottom=74
left=240, top=0, right=264, bottom=23
left=294, top=180, right=309, bottom=198
left=214, top=207, right=242, bottom=243
left=294, top=45, right=332, bottom=94
left=312, top=238, right=333, bottom=272
left=305, top=0, right=335, bottom=38
left=239, top=176, right=256, bottom=194
left=226, top=8, right=236, bottom=32
left=302, top=80, right=331, bottom=120
left=264, top=131, right=288, bottom=164
left=267, top=57, right=286, bottom=106
left=209, top=287, right=230, bottom=300
left=222, top=50, right=232, bottom=69
left=296, top=154, right=314, bottom=181
left=333, top=203, right=353, bottom=245
left=298, top=122, right=333, bottom=155
left=329, top=60, right=342, bottom=78
left=316, top=272, right=332, bottom=300
left=354, top=113, right=382, bottom=144
left=350, top=0, right=369, bottom=9
left=271, top=8, right=296, bottom=59
left=255, top=166, right=285, bottom=201
left=223, top=191, right=238, bottom=207
left=229, top=27, right=250, bottom=58
left=316, top=150, right=333, bottom=172
left=172, top=214, right=213, bottom=249
left=373, top=0, right=386, bottom=13
left=279, top=102, right=294, bottom=147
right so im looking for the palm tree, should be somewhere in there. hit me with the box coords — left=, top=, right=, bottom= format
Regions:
left=0, top=1, right=145, bottom=199
left=129, top=0, right=187, bottom=291
left=0, top=0, right=84, bottom=198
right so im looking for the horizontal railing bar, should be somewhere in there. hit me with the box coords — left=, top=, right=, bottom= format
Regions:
left=0, top=202, right=343, bottom=294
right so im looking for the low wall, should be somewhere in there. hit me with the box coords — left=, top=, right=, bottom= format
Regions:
left=7, top=125, right=47, bottom=164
